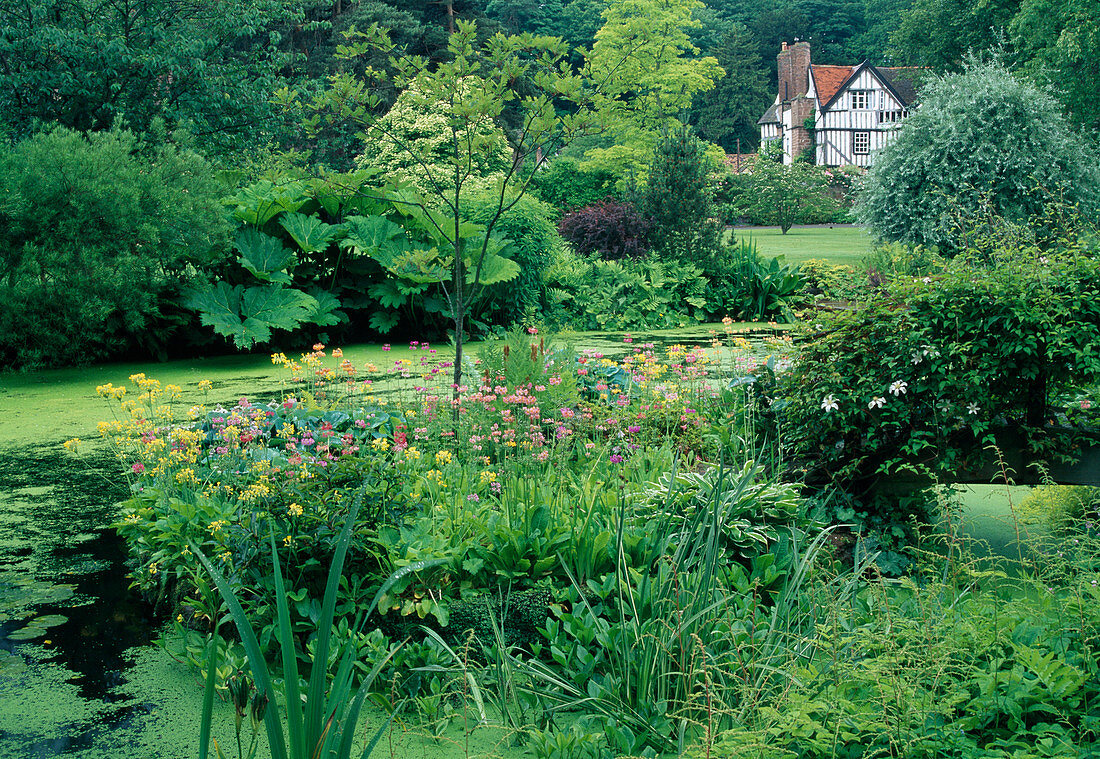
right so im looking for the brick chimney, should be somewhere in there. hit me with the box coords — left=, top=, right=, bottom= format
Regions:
left=776, top=41, right=811, bottom=103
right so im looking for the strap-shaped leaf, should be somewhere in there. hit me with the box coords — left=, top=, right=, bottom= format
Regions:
left=279, top=212, right=342, bottom=254
left=237, top=229, right=295, bottom=284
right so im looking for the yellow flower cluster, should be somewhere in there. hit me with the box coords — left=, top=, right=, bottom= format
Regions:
left=239, top=481, right=272, bottom=502
left=174, top=468, right=198, bottom=484
left=434, top=450, right=453, bottom=466
left=96, top=383, right=128, bottom=400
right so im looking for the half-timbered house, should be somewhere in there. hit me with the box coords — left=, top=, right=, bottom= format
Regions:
left=758, top=42, right=923, bottom=167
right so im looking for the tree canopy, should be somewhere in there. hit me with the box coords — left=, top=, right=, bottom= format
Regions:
left=581, top=0, right=723, bottom=174
left=855, top=56, right=1100, bottom=253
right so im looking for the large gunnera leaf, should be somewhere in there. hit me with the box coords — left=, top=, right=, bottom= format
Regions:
left=236, top=229, right=295, bottom=284
left=184, top=282, right=318, bottom=349
left=278, top=212, right=342, bottom=254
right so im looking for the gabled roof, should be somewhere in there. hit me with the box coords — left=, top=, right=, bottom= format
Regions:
left=877, top=67, right=923, bottom=106
left=810, top=65, right=855, bottom=106
left=757, top=103, right=781, bottom=125
left=818, top=60, right=924, bottom=111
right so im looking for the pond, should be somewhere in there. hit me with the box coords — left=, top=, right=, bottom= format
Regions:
left=0, top=326, right=783, bottom=758
left=0, top=324, right=1027, bottom=757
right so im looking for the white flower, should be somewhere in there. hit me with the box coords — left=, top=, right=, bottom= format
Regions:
left=821, top=394, right=840, bottom=412
left=922, top=277, right=932, bottom=284
left=911, top=351, right=923, bottom=365
left=967, top=402, right=980, bottom=415
left=868, top=396, right=886, bottom=409
left=889, top=380, right=908, bottom=396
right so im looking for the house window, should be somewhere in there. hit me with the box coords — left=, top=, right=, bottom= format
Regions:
left=850, top=90, right=873, bottom=109
left=853, top=131, right=871, bottom=154
left=879, top=110, right=905, bottom=123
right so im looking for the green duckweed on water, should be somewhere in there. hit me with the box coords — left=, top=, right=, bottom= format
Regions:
left=0, top=329, right=1034, bottom=757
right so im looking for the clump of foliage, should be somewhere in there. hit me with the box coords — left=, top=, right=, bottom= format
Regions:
left=186, top=173, right=530, bottom=348
left=543, top=250, right=709, bottom=330
left=0, top=127, right=229, bottom=368
left=530, top=157, right=621, bottom=215
left=856, top=55, right=1100, bottom=254
left=636, top=125, right=723, bottom=265
left=723, top=147, right=840, bottom=232
left=688, top=531, right=1100, bottom=758
left=705, top=239, right=803, bottom=321
left=774, top=240, right=1100, bottom=495
left=461, top=192, right=563, bottom=328
left=557, top=199, right=651, bottom=261
left=353, top=79, right=514, bottom=202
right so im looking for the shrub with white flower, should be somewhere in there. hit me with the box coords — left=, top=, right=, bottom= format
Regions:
left=868, top=396, right=886, bottom=409
left=821, top=394, right=839, bottom=412
left=889, top=380, right=908, bottom=396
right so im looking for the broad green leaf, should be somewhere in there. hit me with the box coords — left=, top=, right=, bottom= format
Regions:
left=368, top=281, right=407, bottom=309
left=343, top=215, right=409, bottom=267
left=240, top=286, right=318, bottom=332
left=279, top=212, right=342, bottom=253
left=465, top=252, right=520, bottom=285
left=229, top=179, right=310, bottom=226
left=369, top=309, right=401, bottom=333
left=390, top=249, right=450, bottom=284
left=236, top=229, right=294, bottom=284
left=306, top=289, right=346, bottom=327
left=184, top=281, right=249, bottom=342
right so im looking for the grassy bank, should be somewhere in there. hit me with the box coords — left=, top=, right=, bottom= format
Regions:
left=731, top=224, right=875, bottom=267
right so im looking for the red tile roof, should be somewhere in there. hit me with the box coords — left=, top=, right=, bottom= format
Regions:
left=811, top=65, right=854, bottom=105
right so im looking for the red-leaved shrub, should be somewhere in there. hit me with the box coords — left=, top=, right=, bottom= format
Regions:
left=557, top=199, right=651, bottom=260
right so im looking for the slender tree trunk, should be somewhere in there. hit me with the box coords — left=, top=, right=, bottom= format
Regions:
left=452, top=172, right=464, bottom=417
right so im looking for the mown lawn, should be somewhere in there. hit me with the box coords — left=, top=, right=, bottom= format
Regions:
left=728, top=224, right=875, bottom=267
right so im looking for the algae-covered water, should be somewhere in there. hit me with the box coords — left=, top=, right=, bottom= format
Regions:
left=0, top=327, right=774, bottom=758
left=0, top=345, right=531, bottom=758
left=0, top=327, right=1027, bottom=757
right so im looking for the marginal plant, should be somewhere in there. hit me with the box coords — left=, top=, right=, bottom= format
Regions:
left=193, top=487, right=447, bottom=759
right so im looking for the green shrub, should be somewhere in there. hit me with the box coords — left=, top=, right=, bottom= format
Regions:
left=0, top=127, right=230, bottom=368
left=531, top=157, right=621, bottom=214
left=462, top=192, right=563, bottom=327
left=856, top=56, right=1100, bottom=254
left=1018, top=485, right=1100, bottom=534
left=773, top=245, right=1100, bottom=497
left=543, top=250, right=708, bottom=330
left=797, top=258, right=857, bottom=300
left=636, top=126, right=723, bottom=263
left=721, top=148, right=840, bottom=231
